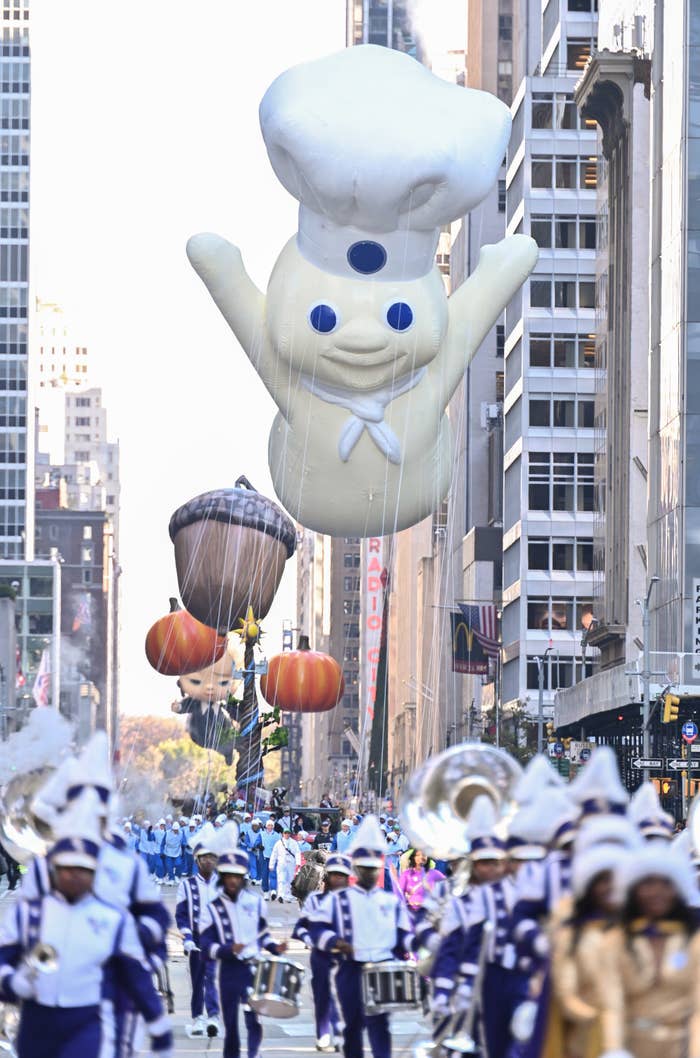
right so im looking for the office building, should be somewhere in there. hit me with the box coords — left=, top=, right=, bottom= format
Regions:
left=34, top=497, right=115, bottom=742
left=557, top=0, right=700, bottom=740
left=0, top=0, right=31, bottom=564
left=501, top=0, right=599, bottom=722
left=297, top=531, right=362, bottom=804
left=346, top=0, right=420, bottom=57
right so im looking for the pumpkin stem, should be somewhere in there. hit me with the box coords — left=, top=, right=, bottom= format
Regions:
left=168, top=597, right=181, bottom=613
left=234, top=475, right=257, bottom=492
left=297, top=634, right=311, bottom=651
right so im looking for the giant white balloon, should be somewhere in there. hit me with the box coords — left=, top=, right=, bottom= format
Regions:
left=187, top=45, right=538, bottom=537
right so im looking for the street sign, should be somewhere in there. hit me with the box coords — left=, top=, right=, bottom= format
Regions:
left=682, top=720, right=699, bottom=743
left=667, top=758, right=700, bottom=771
left=579, top=747, right=591, bottom=762
left=631, top=757, right=663, bottom=770
left=553, top=741, right=564, bottom=758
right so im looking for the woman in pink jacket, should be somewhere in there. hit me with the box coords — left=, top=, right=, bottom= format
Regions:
left=398, top=849, right=445, bottom=915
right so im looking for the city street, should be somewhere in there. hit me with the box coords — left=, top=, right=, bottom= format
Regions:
left=0, top=883, right=430, bottom=1057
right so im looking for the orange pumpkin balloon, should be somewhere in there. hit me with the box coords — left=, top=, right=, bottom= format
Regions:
left=260, top=635, right=345, bottom=713
left=145, top=598, right=226, bottom=676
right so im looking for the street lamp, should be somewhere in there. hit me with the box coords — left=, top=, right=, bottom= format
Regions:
left=535, top=641, right=553, bottom=754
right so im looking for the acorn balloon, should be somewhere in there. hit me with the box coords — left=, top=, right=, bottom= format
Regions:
left=145, top=598, right=226, bottom=676
left=260, top=635, right=344, bottom=713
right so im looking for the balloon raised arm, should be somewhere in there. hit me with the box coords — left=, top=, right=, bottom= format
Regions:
left=436, top=233, right=538, bottom=407
left=186, top=233, right=290, bottom=416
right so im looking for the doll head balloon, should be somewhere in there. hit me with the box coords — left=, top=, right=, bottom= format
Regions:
left=177, top=653, right=233, bottom=704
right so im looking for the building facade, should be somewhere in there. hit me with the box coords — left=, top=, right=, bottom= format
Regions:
left=0, top=0, right=31, bottom=564
left=34, top=500, right=114, bottom=742
left=502, top=0, right=599, bottom=721
left=297, top=531, right=362, bottom=804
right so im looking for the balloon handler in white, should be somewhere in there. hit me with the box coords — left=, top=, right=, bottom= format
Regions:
left=187, top=45, right=537, bottom=538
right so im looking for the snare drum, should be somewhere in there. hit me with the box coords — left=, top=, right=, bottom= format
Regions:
left=361, top=960, right=419, bottom=1016
left=247, top=955, right=305, bottom=1018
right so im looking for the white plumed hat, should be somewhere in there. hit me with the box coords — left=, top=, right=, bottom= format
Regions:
left=512, top=755, right=565, bottom=806
left=613, top=845, right=697, bottom=907
left=466, top=795, right=506, bottom=861
left=67, top=732, right=114, bottom=811
left=260, top=45, right=511, bottom=282
left=569, top=746, right=628, bottom=816
left=572, top=842, right=628, bottom=899
left=49, top=788, right=103, bottom=870
left=628, top=782, right=674, bottom=840
left=350, top=815, right=387, bottom=867
left=575, top=815, right=642, bottom=857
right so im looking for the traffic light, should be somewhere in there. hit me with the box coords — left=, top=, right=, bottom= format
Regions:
left=662, top=693, right=681, bottom=724
left=661, top=778, right=678, bottom=797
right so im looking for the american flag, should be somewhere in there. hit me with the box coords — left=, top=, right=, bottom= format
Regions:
left=32, top=648, right=51, bottom=707
left=458, top=603, right=500, bottom=658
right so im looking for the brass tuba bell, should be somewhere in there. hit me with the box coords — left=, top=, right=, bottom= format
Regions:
left=399, top=742, right=523, bottom=861
left=0, top=768, right=56, bottom=866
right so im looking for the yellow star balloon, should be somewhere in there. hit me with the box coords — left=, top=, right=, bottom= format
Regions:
left=235, top=606, right=262, bottom=644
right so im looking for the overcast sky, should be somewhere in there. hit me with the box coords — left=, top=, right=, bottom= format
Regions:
left=29, top=1, right=345, bottom=716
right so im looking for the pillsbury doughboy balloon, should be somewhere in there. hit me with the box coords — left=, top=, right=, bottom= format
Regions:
left=187, top=45, right=537, bottom=537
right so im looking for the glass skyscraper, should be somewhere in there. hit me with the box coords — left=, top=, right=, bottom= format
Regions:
left=0, top=0, right=30, bottom=562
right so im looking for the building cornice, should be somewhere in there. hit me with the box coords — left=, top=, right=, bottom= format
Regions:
left=574, top=50, right=651, bottom=158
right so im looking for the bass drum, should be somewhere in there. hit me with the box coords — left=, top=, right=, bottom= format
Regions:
left=247, top=956, right=305, bottom=1018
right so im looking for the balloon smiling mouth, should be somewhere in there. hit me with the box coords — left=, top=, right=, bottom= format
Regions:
left=321, top=347, right=405, bottom=370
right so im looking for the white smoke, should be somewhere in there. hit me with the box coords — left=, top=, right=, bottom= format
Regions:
left=0, top=708, right=75, bottom=785
left=407, top=0, right=467, bottom=81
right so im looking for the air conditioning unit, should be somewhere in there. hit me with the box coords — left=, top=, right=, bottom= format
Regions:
left=481, top=402, right=502, bottom=429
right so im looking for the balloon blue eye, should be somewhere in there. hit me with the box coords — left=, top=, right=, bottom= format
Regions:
left=385, top=302, right=414, bottom=332
left=308, top=303, right=338, bottom=334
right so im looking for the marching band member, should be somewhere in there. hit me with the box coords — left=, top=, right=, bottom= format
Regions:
left=308, top=816, right=412, bottom=1058
left=21, top=736, right=171, bottom=1058
left=0, top=791, right=173, bottom=1058
left=175, top=823, right=221, bottom=1039
left=544, top=836, right=636, bottom=1058
left=293, top=852, right=350, bottom=1053
left=431, top=795, right=520, bottom=1058
left=268, top=827, right=301, bottom=903
left=199, top=822, right=287, bottom=1058
left=628, top=781, right=675, bottom=842
left=596, top=844, right=700, bottom=1058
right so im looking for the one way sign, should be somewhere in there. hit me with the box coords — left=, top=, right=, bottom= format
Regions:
left=667, top=759, right=700, bottom=771
left=631, top=757, right=663, bottom=770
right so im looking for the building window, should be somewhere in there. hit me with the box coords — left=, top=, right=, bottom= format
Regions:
left=496, top=324, right=505, bottom=357
left=528, top=537, right=594, bottom=572
left=531, top=214, right=597, bottom=251
left=342, top=599, right=361, bottom=616
left=82, top=525, right=92, bottom=540
left=73, top=450, right=90, bottom=461
left=343, top=553, right=360, bottom=569
left=567, top=38, right=593, bottom=72
left=530, top=278, right=596, bottom=311
left=343, top=576, right=360, bottom=591
left=530, top=155, right=597, bottom=191
left=529, top=333, right=595, bottom=369
left=343, top=537, right=360, bottom=545
left=343, top=645, right=359, bottom=663
left=343, top=622, right=360, bottom=639
left=528, top=452, right=595, bottom=511
left=526, top=653, right=594, bottom=690
left=529, top=395, right=592, bottom=429
left=81, top=546, right=93, bottom=564
left=75, top=397, right=90, bottom=407
left=82, top=569, right=92, bottom=585
left=531, top=91, right=580, bottom=131
left=498, top=179, right=506, bottom=212
left=526, top=595, right=594, bottom=632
